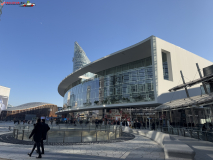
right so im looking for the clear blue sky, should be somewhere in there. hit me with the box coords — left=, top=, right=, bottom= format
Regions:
left=1, top=0, right=213, bottom=107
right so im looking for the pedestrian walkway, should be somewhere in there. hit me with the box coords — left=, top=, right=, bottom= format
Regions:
left=0, top=131, right=164, bottom=160
left=170, top=135, right=213, bottom=160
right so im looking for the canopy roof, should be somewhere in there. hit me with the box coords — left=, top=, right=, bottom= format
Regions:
left=169, top=73, right=213, bottom=92
left=155, top=93, right=213, bottom=111
left=56, top=102, right=160, bottom=115
left=5, top=102, right=54, bottom=111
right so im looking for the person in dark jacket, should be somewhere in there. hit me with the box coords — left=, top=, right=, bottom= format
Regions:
left=133, top=121, right=136, bottom=129
left=28, top=119, right=43, bottom=158
left=125, top=120, right=128, bottom=126
left=40, top=119, right=50, bottom=154
left=95, top=119, right=99, bottom=128
left=152, top=122, right=155, bottom=130
left=137, top=121, right=141, bottom=129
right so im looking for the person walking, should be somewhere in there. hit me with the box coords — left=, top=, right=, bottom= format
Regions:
left=40, top=119, right=50, bottom=154
left=137, top=121, right=141, bottom=129
left=28, top=119, right=43, bottom=158
left=95, top=119, right=99, bottom=128
left=152, top=122, right=155, bottom=130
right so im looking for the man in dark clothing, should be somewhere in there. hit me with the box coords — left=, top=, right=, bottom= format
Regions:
left=28, top=119, right=43, bottom=158
left=40, top=119, right=50, bottom=154
left=133, top=121, right=136, bottom=129
left=152, top=122, right=155, bottom=130
left=137, top=121, right=141, bottom=129
left=125, top=120, right=128, bottom=126
left=95, top=119, right=99, bottom=128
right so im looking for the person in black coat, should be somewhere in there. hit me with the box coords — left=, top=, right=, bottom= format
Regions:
left=152, top=122, right=155, bottom=130
left=137, top=121, right=141, bottom=129
left=125, top=120, right=128, bottom=126
left=95, top=119, right=99, bottom=128
left=40, top=119, right=50, bottom=154
left=28, top=119, right=43, bottom=158
left=133, top=121, right=136, bottom=129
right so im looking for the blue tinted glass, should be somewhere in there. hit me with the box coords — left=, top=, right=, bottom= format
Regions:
left=63, top=56, right=155, bottom=109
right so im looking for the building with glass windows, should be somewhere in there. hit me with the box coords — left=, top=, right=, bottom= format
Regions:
left=57, top=36, right=213, bottom=122
left=1, top=102, right=58, bottom=120
left=0, top=85, right=10, bottom=113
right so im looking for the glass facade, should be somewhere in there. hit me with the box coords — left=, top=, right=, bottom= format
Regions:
left=200, top=84, right=211, bottom=95
left=73, top=42, right=91, bottom=72
left=63, top=56, right=155, bottom=109
left=162, top=52, right=169, bottom=80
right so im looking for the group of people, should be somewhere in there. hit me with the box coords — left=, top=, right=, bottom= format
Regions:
left=14, top=120, right=35, bottom=124
left=28, top=119, right=50, bottom=158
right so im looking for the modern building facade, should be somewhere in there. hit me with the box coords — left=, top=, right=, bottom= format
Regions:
left=0, top=85, right=10, bottom=113
left=1, top=102, right=58, bottom=120
left=57, top=36, right=213, bottom=122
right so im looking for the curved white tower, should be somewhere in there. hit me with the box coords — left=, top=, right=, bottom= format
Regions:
left=73, top=42, right=91, bottom=72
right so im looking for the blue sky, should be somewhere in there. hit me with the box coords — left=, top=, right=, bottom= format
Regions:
left=0, top=0, right=213, bottom=107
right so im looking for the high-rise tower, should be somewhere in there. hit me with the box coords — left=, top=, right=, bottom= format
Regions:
left=73, top=42, right=91, bottom=72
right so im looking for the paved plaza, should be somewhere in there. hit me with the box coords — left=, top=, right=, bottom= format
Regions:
left=0, top=132, right=164, bottom=160
left=0, top=122, right=213, bottom=160
left=170, top=135, right=213, bottom=160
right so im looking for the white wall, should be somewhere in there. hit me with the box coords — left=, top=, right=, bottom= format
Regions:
left=0, top=86, right=10, bottom=111
left=154, top=37, right=213, bottom=104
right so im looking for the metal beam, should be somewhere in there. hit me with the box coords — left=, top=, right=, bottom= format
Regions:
left=180, top=71, right=190, bottom=98
left=196, top=63, right=208, bottom=94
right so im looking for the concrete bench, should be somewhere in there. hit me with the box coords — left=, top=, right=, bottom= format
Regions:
left=122, top=127, right=195, bottom=160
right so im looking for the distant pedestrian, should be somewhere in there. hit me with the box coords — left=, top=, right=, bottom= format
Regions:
left=202, top=125, right=207, bottom=131
left=152, top=122, right=155, bottom=130
left=133, top=121, right=136, bottom=129
left=137, top=121, right=141, bottom=129
left=95, top=119, right=99, bottom=128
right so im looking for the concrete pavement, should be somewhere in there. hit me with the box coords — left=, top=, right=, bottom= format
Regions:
left=0, top=132, right=165, bottom=160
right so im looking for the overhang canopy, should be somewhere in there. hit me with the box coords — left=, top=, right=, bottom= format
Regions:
left=58, top=36, right=153, bottom=97
left=155, top=93, right=213, bottom=111
left=55, top=102, right=160, bottom=115
left=5, top=102, right=54, bottom=111
left=169, top=73, right=213, bottom=92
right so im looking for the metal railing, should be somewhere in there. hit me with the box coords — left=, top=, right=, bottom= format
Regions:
left=13, top=124, right=122, bottom=143
left=160, top=127, right=213, bottom=142
left=125, top=123, right=213, bottom=143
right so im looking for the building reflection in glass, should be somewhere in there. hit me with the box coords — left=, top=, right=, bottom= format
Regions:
left=63, top=56, right=155, bottom=109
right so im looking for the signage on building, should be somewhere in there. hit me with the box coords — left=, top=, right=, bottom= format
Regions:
left=132, top=112, right=155, bottom=116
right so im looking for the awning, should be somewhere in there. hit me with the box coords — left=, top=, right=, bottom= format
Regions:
left=169, top=73, right=213, bottom=92
left=155, top=93, right=213, bottom=111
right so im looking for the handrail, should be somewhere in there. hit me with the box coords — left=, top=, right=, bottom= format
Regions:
left=160, top=127, right=213, bottom=142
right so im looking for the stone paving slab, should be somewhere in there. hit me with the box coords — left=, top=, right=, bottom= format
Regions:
left=170, top=135, right=213, bottom=160
left=0, top=132, right=165, bottom=160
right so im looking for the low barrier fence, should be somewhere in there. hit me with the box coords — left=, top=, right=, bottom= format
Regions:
left=160, top=127, right=213, bottom=142
left=13, top=124, right=122, bottom=143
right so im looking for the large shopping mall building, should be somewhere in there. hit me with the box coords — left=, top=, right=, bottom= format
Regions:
left=56, top=36, right=213, bottom=122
